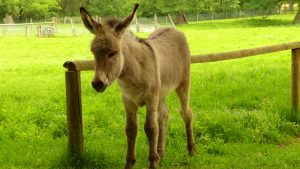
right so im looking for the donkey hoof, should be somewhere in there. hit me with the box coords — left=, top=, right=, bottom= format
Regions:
left=149, top=156, right=160, bottom=169
left=124, top=164, right=134, bottom=169
left=188, top=143, right=196, bottom=156
left=149, top=162, right=159, bottom=169
left=124, top=160, right=135, bottom=169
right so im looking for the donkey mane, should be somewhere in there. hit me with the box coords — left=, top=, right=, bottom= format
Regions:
left=103, top=17, right=122, bottom=29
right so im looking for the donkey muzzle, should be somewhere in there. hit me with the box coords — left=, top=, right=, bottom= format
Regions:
left=92, top=80, right=107, bottom=92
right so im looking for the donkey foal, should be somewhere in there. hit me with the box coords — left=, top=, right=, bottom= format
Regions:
left=80, top=4, right=196, bottom=169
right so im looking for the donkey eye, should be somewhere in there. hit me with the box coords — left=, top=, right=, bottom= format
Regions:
left=108, top=52, right=116, bottom=58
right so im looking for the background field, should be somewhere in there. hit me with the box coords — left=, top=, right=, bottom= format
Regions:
left=1, top=14, right=300, bottom=168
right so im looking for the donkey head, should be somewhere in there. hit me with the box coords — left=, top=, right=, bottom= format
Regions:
left=80, top=4, right=139, bottom=92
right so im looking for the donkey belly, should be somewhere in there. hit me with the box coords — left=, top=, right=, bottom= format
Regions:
left=159, top=60, right=184, bottom=99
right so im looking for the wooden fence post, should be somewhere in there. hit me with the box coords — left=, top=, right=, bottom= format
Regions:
left=37, top=26, right=41, bottom=37
left=2, top=26, right=6, bottom=37
left=168, top=14, right=176, bottom=29
left=166, top=16, right=168, bottom=24
left=30, top=18, right=33, bottom=31
left=154, top=14, right=158, bottom=30
left=65, top=70, right=83, bottom=156
left=52, top=17, right=57, bottom=30
left=95, top=15, right=98, bottom=23
left=135, top=15, right=140, bottom=32
left=64, top=16, right=67, bottom=24
left=70, top=18, right=76, bottom=36
left=25, top=24, right=29, bottom=38
left=292, top=48, right=300, bottom=113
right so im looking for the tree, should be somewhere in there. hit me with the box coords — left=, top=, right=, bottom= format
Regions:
left=240, top=0, right=300, bottom=23
left=156, top=0, right=188, bottom=15
left=187, top=0, right=205, bottom=14
left=0, top=0, right=61, bottom=20
left=86, top=0, right=134, bottom=17
left=219, top=0, right=240, bottom=13
left=0, top=0, right=20, bottom=18
left=60, top=0, right=86, bottom=16
left=1, top=0, right=300, bottom=23
left=240, top=0, right=284, bottom=18
left=289, top=0, right=294, bottom=11
left=19, top=0, right=61, bottom=19
left=293, top=0, right=300, bottom=23
left=139, top=0, right=159, bottom=16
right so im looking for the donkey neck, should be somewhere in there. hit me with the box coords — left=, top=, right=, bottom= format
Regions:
left=118, top=33, right=155, bottom=83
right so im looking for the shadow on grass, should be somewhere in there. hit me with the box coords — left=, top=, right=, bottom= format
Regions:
left=287, top=109, right=300, bottom=123
left=235, top=18, right=294, bottom=27
left=52, top=149, right=118, bottom=169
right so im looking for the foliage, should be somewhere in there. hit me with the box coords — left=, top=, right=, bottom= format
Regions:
left=0, top=0, right=20, bottom=18
left=1, top=14, right=300, bottom=168
left=240, top=0, right=282, bottom=11
left=20, top=0, right=61, bottom=18
left=87, top=0, right=136, bottom=17
left=200, top=0, right=240, bottom=13
left=0, top=0, right=61, bottom=19
left=60, top=0, right=86, bottom=16
left=0, top=0, right=299, bottom=20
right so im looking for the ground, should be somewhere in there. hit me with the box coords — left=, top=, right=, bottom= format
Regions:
left=1, top=14, right=300, bottom=168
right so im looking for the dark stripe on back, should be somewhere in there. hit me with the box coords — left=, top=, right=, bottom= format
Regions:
left=142, top=39, right=154, bottom=53
left=135, top=37, right=155, bottom=56
left=149, top=28, right=171, bottom=40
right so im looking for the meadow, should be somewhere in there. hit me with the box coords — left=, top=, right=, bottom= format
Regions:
left=1, top=14, right=300, bottom=168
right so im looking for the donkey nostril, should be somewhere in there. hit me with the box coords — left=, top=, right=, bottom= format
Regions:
left=92, top=81, right=104, bottom=91
left=97, top=81, right=104, bottom=89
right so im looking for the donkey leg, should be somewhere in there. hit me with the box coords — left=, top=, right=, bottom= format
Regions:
left=122, top=96, right=138, bottom=169
left=157, top=99, right=169, bottom=160
left=145, top=96, right=160, bottom=169
left=176, top=83, right=196, bottom=156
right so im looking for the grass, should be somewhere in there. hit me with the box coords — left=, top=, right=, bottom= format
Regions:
left=1, top=14, right=300, bottom=168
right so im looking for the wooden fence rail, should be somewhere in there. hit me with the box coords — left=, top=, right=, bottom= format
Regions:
left=63, top=41, right=300, bottom=156
left=0, top=22, right=55, bottom=26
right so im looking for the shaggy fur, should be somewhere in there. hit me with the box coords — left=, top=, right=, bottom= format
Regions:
left=80, top=4, right=195, bottom=169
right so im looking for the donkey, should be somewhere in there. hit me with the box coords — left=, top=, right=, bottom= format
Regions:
left=80, top=4, right=195, bottom=169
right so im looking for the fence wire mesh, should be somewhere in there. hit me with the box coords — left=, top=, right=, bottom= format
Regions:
left=0, top=9, right=285, bottom=37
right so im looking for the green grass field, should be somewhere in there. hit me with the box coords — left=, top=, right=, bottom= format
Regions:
left=1, top=14, right=300, bottom=169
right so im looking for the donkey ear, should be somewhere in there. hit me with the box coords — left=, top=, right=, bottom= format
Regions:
left=80, top=7, right=101, bottom=34
left=115, top=4, right=139, bottom=34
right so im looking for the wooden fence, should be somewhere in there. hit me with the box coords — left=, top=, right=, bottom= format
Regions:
left=63, top=41, right=300, bottom=156
left=0, top=22, right=55, bottom=37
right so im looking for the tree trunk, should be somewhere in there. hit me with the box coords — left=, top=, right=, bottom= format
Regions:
left=290, top=0, right=295, bottom=11
left=293, top=9, right=300, bottom=23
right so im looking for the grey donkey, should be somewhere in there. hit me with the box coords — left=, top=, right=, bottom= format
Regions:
left=80, top=4, right=196, bottom=169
